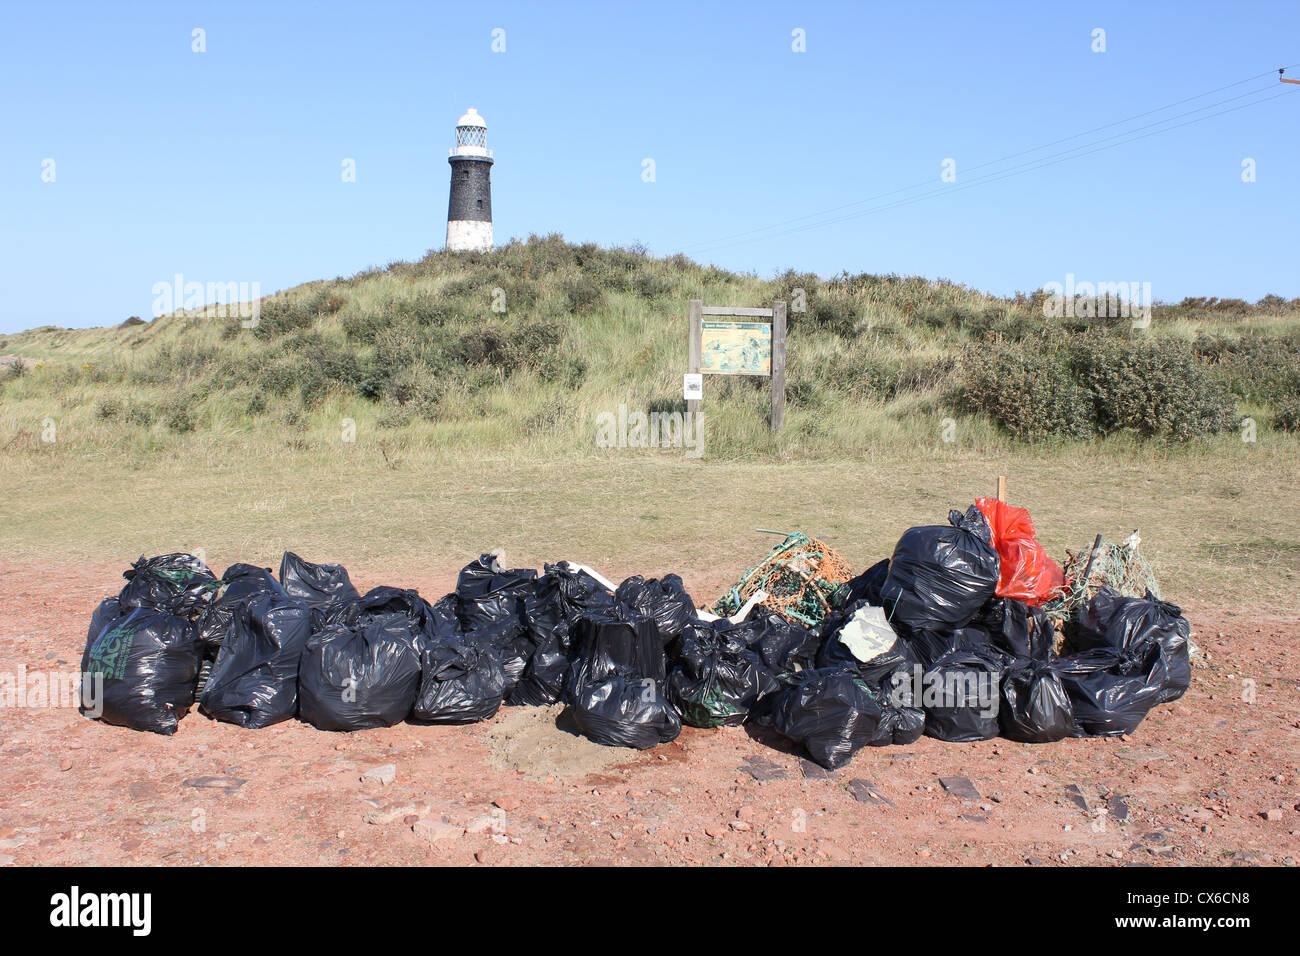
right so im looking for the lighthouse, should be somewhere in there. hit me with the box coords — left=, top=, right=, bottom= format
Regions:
left=445, top=108, right=494, bottom=252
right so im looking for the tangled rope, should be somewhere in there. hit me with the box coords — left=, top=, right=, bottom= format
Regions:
left=714, top=531, right=854, bottom=627
left=1044, top=531, right=1161, bottom=640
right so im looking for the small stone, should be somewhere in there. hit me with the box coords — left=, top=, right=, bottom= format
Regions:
left=800, top=759, right=834, bottom=780
left=730, top=820, right=752, bottom=832
left=704, top=825, right=726, bottom=839
left=59, top=759, right=73, bottom=772
left=1063, top=784, right=1091, bottom=812
left=360, top=764, right=396, bottom=786
left=1263, top=809, right=1284, bottom=822
left=848, top=779, right=895, bottom=807
left=737, top=806, right=755, bottom=821
left=183, top=776, right=247, bottom=794
left=939, top=777, right=981, bottom=800
left=1106, top=794, right=1131, bottom=824
left=412, top=819, right=463, bottom=844
left=493, top=796, right=521, bottom=812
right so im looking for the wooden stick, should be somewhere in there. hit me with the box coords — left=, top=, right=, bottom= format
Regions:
left=770, top=300, right=787, bottom=431
left=687, top=299, right=702, bottom=417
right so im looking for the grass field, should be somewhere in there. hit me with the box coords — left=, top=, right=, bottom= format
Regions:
left=3, top=437, right=1296, bottom=616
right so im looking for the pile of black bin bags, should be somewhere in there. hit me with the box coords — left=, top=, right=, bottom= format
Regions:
left=80, top=513, right=1192, bottom=771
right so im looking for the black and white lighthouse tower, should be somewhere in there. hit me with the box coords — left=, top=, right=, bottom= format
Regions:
left=445, top=108, right=493, bottom=252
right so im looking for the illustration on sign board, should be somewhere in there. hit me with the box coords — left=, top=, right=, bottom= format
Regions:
left=700, top=321, right=771, bottom=375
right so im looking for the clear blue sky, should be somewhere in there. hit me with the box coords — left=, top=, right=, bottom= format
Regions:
left=1, top=0, right=1297, bottom=333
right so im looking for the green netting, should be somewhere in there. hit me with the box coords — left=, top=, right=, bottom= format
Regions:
left=713, top=531, right=853, bottom=628
left=1044, top=532, right=1160, bottom=628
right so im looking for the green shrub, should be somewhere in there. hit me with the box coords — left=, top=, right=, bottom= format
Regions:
left=162, top=395, right=197, bottom=432
left=561, top=274, right=602, bottom=313
left=124, top=403, right=156, bottom=426
left=1070, top=335, right=1237, bottom=440
left=1273, top=396, right=1300, bottom=433
left=961, top=345, right=1094, bottom=441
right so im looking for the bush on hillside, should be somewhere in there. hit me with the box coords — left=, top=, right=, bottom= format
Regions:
left=960, top=345, right=1094, bottom=441
left=1069, top=335, right=1238, bottom=440
left=1273, top=396, right=1300, bottom=433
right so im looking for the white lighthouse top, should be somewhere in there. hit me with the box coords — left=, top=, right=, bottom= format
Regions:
left=451, top=108, right=491, bottom=157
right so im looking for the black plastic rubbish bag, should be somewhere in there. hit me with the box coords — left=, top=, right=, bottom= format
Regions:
left=548, top=562, right=617, bottom=615
left=567, top=611, right=667, bottom=688
left=199, top=564, right=284, bottom=654
left=279, top=552, right=359, bottom=610
left=511, top=586, right=570, bottom=706
left=200, top=593, right=312, bottom=728
left=88, top=597, right=121, bottom=644
left=118, top=553, right=218, bottom=614
left=811, top=603, right=925, bottom=746
left=769, top=668, right=883, bottom=769
left=508, top=563, right=614, bottom=706
left=831, top=558, right=890, bottom=610
left=998, top=659, right=1074, bottom=743
left=565, top=674, right=682, bottom=749
left=1057, top=644, right=1167, bottom=738
left=464, top=618, right=533, bottom=696
left=615, top=574, right=697, bottom=646
left=297, top=615, right=422, bottom=731
left=665, top=623, right=778, bottom=728
left=921, top=647, right=1005, bottom=743
left=316, top=585, right=434, bottom=636
left=81, top=604, right=204, bottom=735
left=733, top=607, right=820, bottom=673
left=879, top=505, right=1001, bottom=639
left=976, top=597, right=1055, bottom=662
left=455, top=554, right=537, bottom=632
left=870, top=695, right=927, bottom=747
left=1076, top=588, right=1190, bottom=704
left=815, top=602, right=916, bottom=686
left=412, top=637, right=507, bottom=724
left=563, top=609, right=680, bottom=748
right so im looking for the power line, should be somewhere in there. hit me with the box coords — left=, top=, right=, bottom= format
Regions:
left=685, top=64, right=1300, bottom=255
left=703, top=88, right=1294, bottom=251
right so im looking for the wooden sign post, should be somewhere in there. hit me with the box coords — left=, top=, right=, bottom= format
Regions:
left=686, top=298, right=787, bottom=431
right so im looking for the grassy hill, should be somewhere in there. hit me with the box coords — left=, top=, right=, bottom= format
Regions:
left=2, top=234, right=1298, bottom=461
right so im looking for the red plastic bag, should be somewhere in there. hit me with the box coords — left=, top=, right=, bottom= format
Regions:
left=974, top=497, right=1065, bottom=606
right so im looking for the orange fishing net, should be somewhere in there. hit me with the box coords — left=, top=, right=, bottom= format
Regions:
left=713, top=532, right=854, bottom=627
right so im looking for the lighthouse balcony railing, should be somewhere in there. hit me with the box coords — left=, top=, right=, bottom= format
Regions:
left=449, top=147, right=493, bottom=158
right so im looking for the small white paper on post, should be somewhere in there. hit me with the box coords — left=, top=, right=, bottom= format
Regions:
left=683, top=373, right=703, bottom=401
